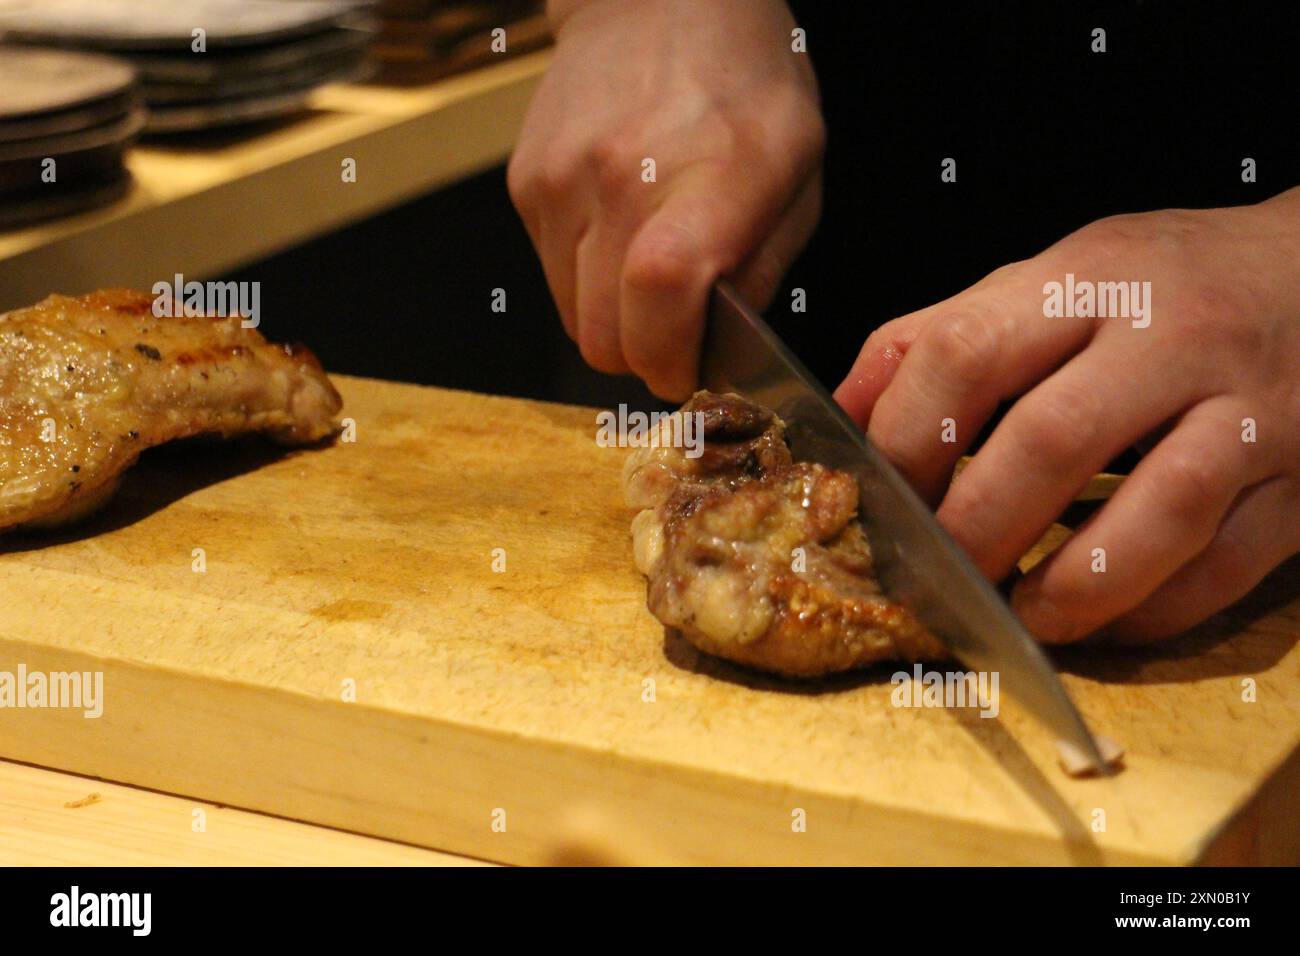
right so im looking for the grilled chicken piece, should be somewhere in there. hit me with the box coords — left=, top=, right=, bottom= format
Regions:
left=624, top=391, right=943, bottom=676
left=0, top=289, right=341, bottom=532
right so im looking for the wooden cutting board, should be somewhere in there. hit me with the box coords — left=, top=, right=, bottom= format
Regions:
left=1, top=376, right=1297, bottom=865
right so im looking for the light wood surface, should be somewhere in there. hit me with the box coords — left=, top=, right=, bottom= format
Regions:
left=0, top=50, right=550, bottom=311
left=0, top=758, right=486, bottom=866
left=0, top=376, right=1296, bottom=865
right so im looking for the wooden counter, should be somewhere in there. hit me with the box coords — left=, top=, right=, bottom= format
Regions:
left=0, top=759, right=486, bottom=866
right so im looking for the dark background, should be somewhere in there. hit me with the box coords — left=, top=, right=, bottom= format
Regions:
left=223, top=1, right=1298, bottom=413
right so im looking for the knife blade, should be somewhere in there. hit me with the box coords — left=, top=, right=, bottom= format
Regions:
left=700, top=280, right=1109, bottom=773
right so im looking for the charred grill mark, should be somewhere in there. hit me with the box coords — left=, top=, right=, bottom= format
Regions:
left=697, top=440, right=764, bottom=477
left=675, top=392, right=792, bottom=483
left=685, top=392, right=773, bottom=440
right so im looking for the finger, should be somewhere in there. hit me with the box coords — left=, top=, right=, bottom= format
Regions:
left=730, top=170, right=822, bottom=312
left=621, top=136, right=824, bottom=401
left=1010, top=397, right=1279, bottom=642
left=539, top=211, right=586, bottom=341
left=867, top=285, right=1096, bottom=504
left=938, top=337, right=1206, bottom=582
left=508, top=145, right=590, bottom=344
left=575, top=218, right=633, bottom=374
left=1103, top=476, right=1299, bottom=641
left=832, top=260, right=1041, bottom=429
left=505, top=150, right=541, bottom=245
left=833, top=312, right=930, bottom=427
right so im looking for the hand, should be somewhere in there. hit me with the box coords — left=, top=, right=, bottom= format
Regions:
left=508, top=0, right=825, bottom=400
left=834, top=188, right=1300, bottom=642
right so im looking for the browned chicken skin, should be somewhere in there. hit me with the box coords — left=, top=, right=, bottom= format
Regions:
left=0, top=289, right=341, bottom=532
left=624, top=391, right=944, bottom=676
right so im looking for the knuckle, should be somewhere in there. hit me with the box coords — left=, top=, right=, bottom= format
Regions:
left=922, top=310, right=1002, bottom=388
left=715, top=107, right=766, bottom=158
left=531, top=146, right=583, bottom=203
left=769, top=82, right=826, bottom=154
left=980, top=259, right=1028, bottom=287
left=505, top=153, right=529, bottom=208
left=1156, top=451, right=1228, bottom=525
left=864, top=315, right=921, bottom=359
left=623, top=224, right=705, bottom=297
left=1073, top=209, right=1202, bottom=266
left=591, top=132, right=641, bottom=198
left=1077, top=212, right=1160, bottom=256
left=860, top=324, right=893, bottom=356
left=1069, top=214, right=1160, bottom=268
left=1013, top=380, right=1104, bottom=469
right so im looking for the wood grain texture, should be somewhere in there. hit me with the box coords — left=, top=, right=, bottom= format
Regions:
left=0, top=375, right=1296, bottom=865
left=0, top=759, right=486, bottom=866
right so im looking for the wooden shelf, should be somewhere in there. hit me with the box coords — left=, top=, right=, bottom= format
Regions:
left=0, top=49, right=550, bottom=312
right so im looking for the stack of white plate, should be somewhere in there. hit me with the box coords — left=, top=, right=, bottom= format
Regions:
left=0, top=0, right=375, bottom=134
left=0, top=45, right=143, bottom=228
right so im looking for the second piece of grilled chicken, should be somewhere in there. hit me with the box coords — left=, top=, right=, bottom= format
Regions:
left=624, top=391, right=945, bottom=677
left=0, top=289, right=342, bottom=532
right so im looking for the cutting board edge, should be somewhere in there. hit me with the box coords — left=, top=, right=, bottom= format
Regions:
left=0, top=634, right=1195, bottom=866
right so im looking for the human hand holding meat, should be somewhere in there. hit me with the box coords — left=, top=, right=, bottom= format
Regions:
left=835, top=187, right=1300, bottom=643
left=507, top=0, right=824, bottom=400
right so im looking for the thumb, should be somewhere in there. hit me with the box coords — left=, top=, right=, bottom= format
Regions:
left=619, top=156, right=822, bottom=400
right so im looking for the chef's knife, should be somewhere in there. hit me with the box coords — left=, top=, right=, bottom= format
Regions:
left=700, top=280, right=1109, bottom=773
